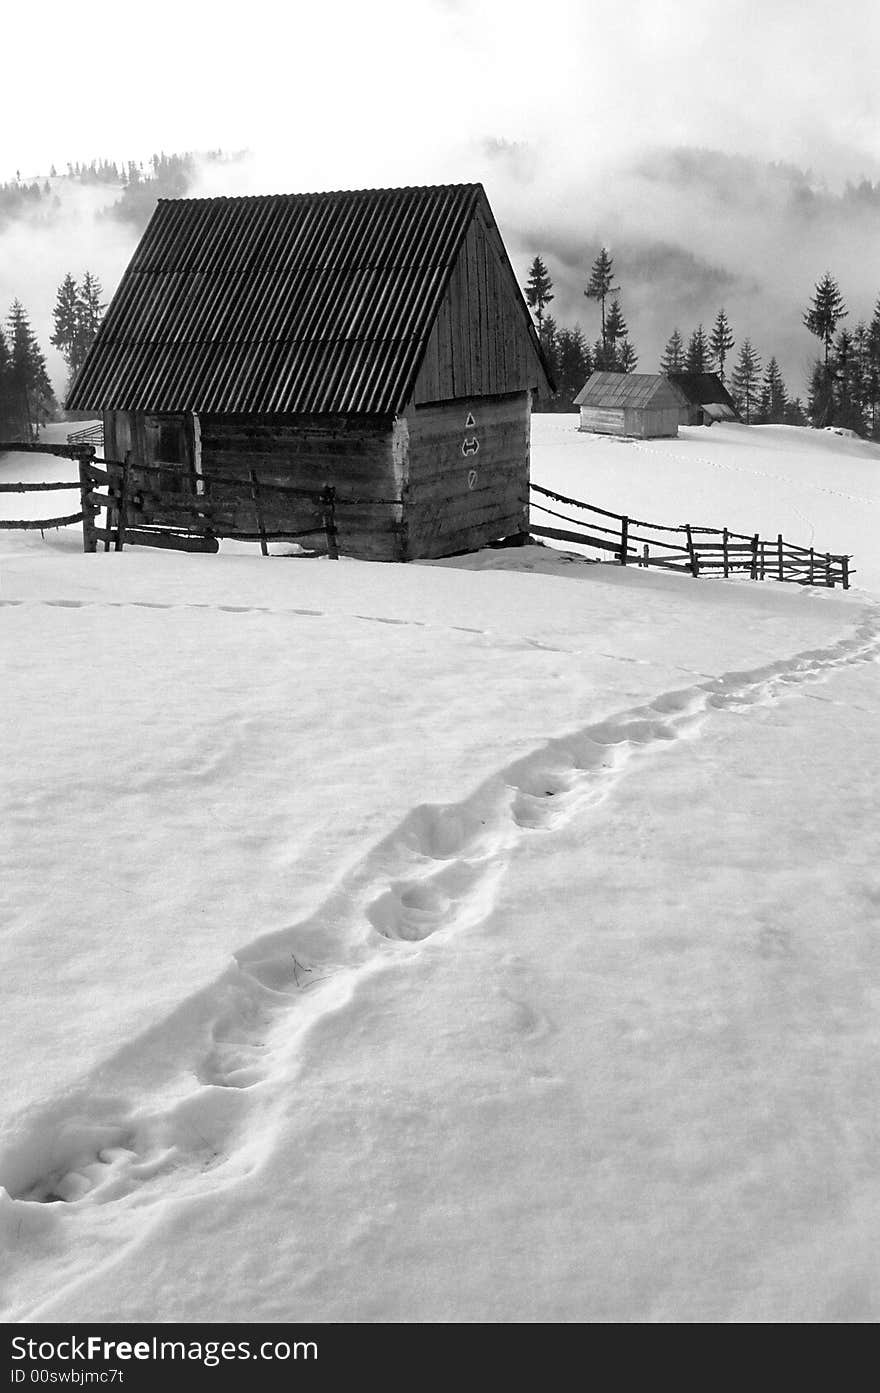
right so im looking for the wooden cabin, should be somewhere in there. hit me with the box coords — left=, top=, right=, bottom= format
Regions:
left=66, top=184, right=553, bottom=561
left=666, top=372, right=739, bottom=426
left=574, top=372, right=685, bottom=439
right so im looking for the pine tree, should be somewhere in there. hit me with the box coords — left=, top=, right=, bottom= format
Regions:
left=78, top=271, right=106, bottom=343
left=710, top=309, right=735, bottom=382
left=685, top=324, right=710, bottom=373
left=865, top=297, right=880, bottom=436
left=537, top=315, right=560, bottom=410
left=731, top=339, right=762, bottom=424
left=851, top=321, right=869, bottom=424
left=584, top=247, right=619, bottom=358
left=803, top=272, right=847, bottom=369
left=0, top=325, right=16, bottom=437
left=807, top=360, right=835, bottom=428
left=619, top=339, right=638, bottom=372
left=833, top=327, right=865, bottom=433
left=659, top=328, right=685, bottom=373
left=603, top=297, right=627, bottom=370
left=524, top=256, right=554, bottom=334
left=760, top=357, right=788, bottom=424
left=556, top=326, right=591, bottom=410
left=591, top=337, right=609, bottom=372
left=6, top=300, right=56, bottom=439
left=50, top=273, right=82, bottom=373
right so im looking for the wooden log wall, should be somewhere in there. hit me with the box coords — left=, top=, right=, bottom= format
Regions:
left=106, top=411, right=406, bottom=561
left=404, top=391, right=530, bottom=559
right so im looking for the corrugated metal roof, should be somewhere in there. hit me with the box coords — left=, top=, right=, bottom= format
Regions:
left=574, top=372, right=688, bottom=409
left=67, top=184, right=489, bottom=415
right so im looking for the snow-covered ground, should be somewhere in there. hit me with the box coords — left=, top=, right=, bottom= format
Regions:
left=0, top=416, right=878, bottom=1323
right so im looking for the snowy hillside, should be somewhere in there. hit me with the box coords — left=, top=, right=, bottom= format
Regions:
left=0, top=417, right=878, bottom=1323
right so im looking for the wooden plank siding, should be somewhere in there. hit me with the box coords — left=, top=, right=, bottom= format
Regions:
left=106, top=410, right=406, bottom=561
left=578, top=405, right=680, bottom=439
left=199, top=414, right=405, bottom=561
left=412, top=210, right=543, bottom=407
left=404, top=392, right=530, bottom=558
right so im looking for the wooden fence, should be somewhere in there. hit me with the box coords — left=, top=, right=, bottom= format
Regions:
left=0, top=440, right=93, bottom=532
left=78, top=456, right=340, bottom=557
left=530, top=483, right=852, bottom=588
left=66, top=423, right=104, bottom=449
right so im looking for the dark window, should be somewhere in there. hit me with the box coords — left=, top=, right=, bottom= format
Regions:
left=157, top=421, right=186, bottom=494
left=158, top=423, right=184, bottom=463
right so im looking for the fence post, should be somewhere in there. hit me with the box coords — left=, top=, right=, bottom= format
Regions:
left=750, top=532, right=759, bottom=580
left=722, top=527, right=729, bottom=578
left=249, top=470, right=268, bottom=556
left=322, top=484, right=339, bottom=560
left=777, top=533, right=784, bottom=582
left=825, top=552, right=832, bottom=586
left=685, top=523, right=699, bottom=577
left=620, top=515, right=628, bottom=566
left=842, top=556, right=849, bottom=590
left=78, top=458, right=98, bottom=553
left=809, top=547, right=814, bottom=585
left=642, top=543, right=649, bottom=568
left=115, top=460, right=128, bottom=551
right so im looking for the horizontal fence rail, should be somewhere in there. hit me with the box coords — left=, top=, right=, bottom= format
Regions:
left=66, top=423, right=104, bottom=449
left=77, top=456, right=349, bottom=558
left=0, top=440, right=94, bottom=532
left=0, top=443, right=403, bottom=559
left=530, top=482, right=852, bottom=589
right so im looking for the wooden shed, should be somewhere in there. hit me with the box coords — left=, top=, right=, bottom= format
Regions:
left=666, top=372, right=739, bottom=426
left=66, top=183, right=553, bottom=561
left=573, top=372, right=685, bottom=439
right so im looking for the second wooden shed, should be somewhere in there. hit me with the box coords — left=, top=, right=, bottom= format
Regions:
left=573, top=372, right=685, bottom=439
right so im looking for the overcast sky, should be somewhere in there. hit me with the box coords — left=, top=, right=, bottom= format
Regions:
left=5, top=0, right=880, bottom=393
left=9, top=0, right=880, bottom=189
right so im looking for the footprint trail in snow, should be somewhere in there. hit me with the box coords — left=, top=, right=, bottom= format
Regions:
left=2, top=607, right=878, bottom=1232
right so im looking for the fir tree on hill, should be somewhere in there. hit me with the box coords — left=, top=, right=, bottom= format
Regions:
left=524, top=256, right=554, bottom=334
left=0, top=326, right=18, bottom=437
left=803, top=272, right=847, bottom=369
left=710, top=309, right=735, bottom=382
left=865, top=299, right=880, bottom=435
left=832, top=327, right=866, bottom=434
left=554, top=326, right=592, bottom=411
left=538, top=315, right=560, bottom=406
left=758, top=357, right=788, bottom=424
left=731, top=338, right=761, bottom=424
left=51, top=271, right=106, bottom=393
left=619, top=339, right=638, bottom=372
left=685, top=324, right=710, bottom=374
left=659, top=328, right=685, bottom=374
left=584, top=247, right=619, bottom=360
left=5, top=300, right=57, bottom=439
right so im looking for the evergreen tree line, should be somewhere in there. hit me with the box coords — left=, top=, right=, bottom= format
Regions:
left=523, top=252, right=880, bottom=433
left=524, top=248, right=638, bottom=410
left=1, top=149, right=232, bottom=235
left=801, top=272, right=880, bottom=435
left=0, top=271, right=106, bottom=440
left=658, top=316, right=806, bottom=426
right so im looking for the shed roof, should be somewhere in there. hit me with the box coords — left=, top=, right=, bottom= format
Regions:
left=666, top=372, right=738, bottom=412
left=574, top=372, right=687, bottom=410
left=68, top=183, right=543, bottom=416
